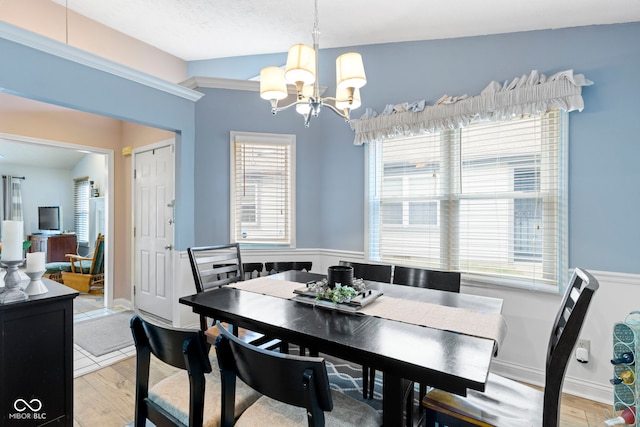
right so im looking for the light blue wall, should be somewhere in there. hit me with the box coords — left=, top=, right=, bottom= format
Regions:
left=193, top=88, right=325, bottom=247
left=191, top=22, right=640, bottom=274
left=0, top=26, right=197, bottom=249
left=0, top=163, right=73, bottom=236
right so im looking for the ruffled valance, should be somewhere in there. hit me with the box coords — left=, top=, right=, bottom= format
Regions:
left=350, top=69, right=593, bottom=145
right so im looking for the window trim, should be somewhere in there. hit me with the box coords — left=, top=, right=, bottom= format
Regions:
left=365, top=110, right=568, bottom=293
left=73, top=176, right=90, bottom=246
left=229, top=131, right=296, bottom=248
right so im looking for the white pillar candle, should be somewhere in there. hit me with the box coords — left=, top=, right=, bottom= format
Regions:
left=1, top=220, right=24, bottom=261
left=26, top=251, right=45, bottom=273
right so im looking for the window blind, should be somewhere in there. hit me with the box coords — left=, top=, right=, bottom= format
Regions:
left=73, top=176, right=90, bottom=245
left=230, top=132, right=296, bottom=246
left=368, top=110, right=567, bottom=289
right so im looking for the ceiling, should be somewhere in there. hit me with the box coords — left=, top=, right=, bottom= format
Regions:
left=53, top=0, right=640, bottom=61
left=0, top=137, right=89, bottom=169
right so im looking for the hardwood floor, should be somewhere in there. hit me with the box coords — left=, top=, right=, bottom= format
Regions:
left=73, top=355, right=613, bottom=427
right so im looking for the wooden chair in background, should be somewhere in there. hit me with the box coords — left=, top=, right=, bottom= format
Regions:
left=60, top=233, right=104, bottom=293
left=421, top=268, right=599, bottom=427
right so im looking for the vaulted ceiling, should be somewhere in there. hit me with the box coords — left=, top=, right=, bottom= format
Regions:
left=52, top=0, right=640, bottom=61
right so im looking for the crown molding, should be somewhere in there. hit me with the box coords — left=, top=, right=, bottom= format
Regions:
left=183, top=76, right=328, bottom=97
left=0, top=21, right=203, bottom=102
left=181, top=76, right=260, bottom=92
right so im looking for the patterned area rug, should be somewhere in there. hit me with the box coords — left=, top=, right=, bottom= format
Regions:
left=323, top=354, right=383, bottom=413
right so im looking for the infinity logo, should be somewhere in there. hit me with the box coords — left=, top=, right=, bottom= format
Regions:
left=14, top=399, right=43, bottom=412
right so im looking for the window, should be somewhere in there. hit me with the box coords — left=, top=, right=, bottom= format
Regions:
left=230, top=131, right=296, bottom=246
left=367, top=110, right=567, bottom=289
left=73, top=176, right=90, bottom=245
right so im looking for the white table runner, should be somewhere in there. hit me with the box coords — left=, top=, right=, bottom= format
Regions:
left=230, top=276, right=507, bottom=352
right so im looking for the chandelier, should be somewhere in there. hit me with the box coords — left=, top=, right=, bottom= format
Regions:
left=259, top=0, right=367, bottom=127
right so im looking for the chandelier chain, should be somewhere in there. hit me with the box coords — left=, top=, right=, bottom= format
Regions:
left=313, top=0, right=319, bottom=34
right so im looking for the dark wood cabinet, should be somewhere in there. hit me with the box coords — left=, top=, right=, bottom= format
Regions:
left=29, top=234, right=77, bottom=263
left=0, top=279, right=77, bottom=426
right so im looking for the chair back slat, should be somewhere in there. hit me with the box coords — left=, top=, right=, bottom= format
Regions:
left=188, top=244, right=244, bottom=294
left=338, top=261, right=392, bottom=283
left=188, top=244, right=244, bottom=331
left=543, top=268, right=598, bottom=427
left=214, top=322, right=332, bottom=427
left=392, top=266, right=460, bottom=293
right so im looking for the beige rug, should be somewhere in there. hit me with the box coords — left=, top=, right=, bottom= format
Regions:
left=75, top=311, right=134, bottom=356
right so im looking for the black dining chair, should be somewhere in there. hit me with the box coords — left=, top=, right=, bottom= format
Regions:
left=292, top=261, right=313, bottom=272
left=338, top=260, right=392, bottom=283
left=214, top=321, right=382, bottom=427
left=421, top=268, right=599, bottom=427
left=392, top=266, right=461, bottom=293
left=130, top=314, right=260, bottom=427
left=187, top=244, right=280, bottom=350
left=264, top=261, right=294, bottom=274
left=242, top=262, right=263, bottom=279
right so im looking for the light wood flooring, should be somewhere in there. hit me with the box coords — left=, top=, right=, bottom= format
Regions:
left=73, top=355, right=614, bottom=427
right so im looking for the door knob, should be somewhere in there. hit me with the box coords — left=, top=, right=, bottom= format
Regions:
left=164, top=244, right=173, bottom=250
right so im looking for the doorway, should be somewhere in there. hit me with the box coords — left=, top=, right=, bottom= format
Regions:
left=0, top=132, right=114, bottom=308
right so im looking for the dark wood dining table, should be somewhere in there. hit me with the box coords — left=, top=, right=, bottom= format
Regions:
left=179, top=270, right=504, bottom=426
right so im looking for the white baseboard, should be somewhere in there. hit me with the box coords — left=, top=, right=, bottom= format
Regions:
left=112, top=297, right=132, bottom=310
left=490, top=359, right=612, bottom=404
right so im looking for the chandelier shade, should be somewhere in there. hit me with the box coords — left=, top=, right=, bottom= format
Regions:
left=259, top=66, right=288, bottom=101
left=285, top=44, right=316, bottom=85
left=336, top=52, right=367, bottom=90
left=259, top=0, right=366, bottom=127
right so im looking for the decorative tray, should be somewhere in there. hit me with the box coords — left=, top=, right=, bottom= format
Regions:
left=292, top=279, right=382, bottom=313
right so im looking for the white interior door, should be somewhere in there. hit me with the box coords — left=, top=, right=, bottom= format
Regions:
left=133, top=142, right=174, bottom=321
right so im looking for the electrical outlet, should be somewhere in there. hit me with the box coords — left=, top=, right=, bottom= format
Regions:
left=577, top=339, right=590, bottom=352
left=576, top=339, right=590, bottom=363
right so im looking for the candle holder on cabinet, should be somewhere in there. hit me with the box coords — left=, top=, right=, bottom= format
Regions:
left=0, top=259, right=28, bottom=303
left=25, top=270, right=47, bottom=296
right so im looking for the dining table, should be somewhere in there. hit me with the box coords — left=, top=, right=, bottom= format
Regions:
left=179, top=270, right=505, bottom=426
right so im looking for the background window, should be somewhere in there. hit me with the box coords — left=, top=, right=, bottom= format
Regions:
left=73, top=176, right=90, bottom=245
left=230, top=132, right=296, bottom=246
left=367, top=110, right=567, bottom=289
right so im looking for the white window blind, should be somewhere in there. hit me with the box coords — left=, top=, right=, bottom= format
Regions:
left=230, top=132, right=296, bottom=246
left=73, top=176, right=90, bottom=245
left=367, top=110, right=567, bottom=289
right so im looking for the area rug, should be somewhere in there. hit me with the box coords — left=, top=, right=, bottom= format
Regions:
left=75, top=311, right=135, bottom=357
left=323, top=355, right=383, bottom=413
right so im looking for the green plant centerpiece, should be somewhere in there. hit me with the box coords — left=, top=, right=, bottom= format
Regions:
left=308, top=278, right=367, bottom=304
